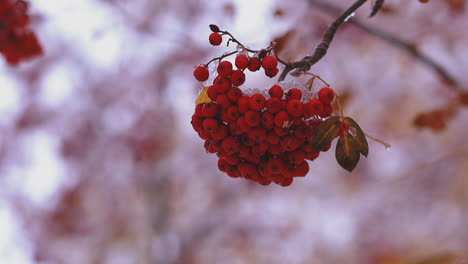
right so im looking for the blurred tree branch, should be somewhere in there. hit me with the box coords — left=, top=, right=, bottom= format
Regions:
left=278, top=0, right=369, bottom=81
left=307, top=0, right=461, bottom=91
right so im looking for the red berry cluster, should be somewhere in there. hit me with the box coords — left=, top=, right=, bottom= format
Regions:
left=193, top=31, right=280, bottom=81
left=0, top=0, right=43, bottom=65
left=192, top=59, right=336, bottom=186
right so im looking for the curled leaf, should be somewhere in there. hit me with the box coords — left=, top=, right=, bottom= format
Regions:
left=311, top=116, right=341, bottom=151
left=344, top=117, right=368, bottom=157
left=335, top=131, right=361, bottom=172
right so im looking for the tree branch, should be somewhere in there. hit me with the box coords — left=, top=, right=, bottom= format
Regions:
left=278, top=0, right=369, bottom=81
left=307, top=0, right=460, bottom=90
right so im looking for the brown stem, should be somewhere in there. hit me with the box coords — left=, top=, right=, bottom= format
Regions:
left=205, top=51, right=237, bottom=66
left=278, top=0, right=369, bottom=81
left=308, top=0, right=460, bottom=91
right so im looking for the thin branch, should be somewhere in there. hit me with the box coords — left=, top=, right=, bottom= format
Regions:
left=370, top=0, right=385, bottom=17
left=278, top=0, right=369, bottom=81
left=308, top=0, right=460, bottom=90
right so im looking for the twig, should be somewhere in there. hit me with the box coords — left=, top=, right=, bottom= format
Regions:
left=308, top=0, right=460, bottom=91
left=370, top=0, right=385, bottom=17
left=278, top=0, right=369, bottom=81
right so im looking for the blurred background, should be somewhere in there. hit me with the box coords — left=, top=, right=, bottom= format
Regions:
left=1, top=0, right=468, bottom=263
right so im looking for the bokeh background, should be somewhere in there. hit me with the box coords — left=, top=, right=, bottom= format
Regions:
left=1, top=0, right=468, bottom=263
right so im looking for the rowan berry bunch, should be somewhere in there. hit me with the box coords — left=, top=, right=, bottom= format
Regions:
left=191, top=25, right=342, bottom=186
left=0, top=0, right=43, bottom=65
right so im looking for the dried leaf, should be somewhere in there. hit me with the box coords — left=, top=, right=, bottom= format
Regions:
left=335, top=132, right=361, bottom=172
left=311, top=116, right=341, bottom=151
left=195, top=86, right=212, bottom=104
left=344, top=117, right=369, bottom=157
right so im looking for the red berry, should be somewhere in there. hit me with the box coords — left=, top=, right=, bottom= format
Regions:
left=293, top=122, right=310, bottom=139
left=287, top=150, right=305, bottom=165
left=209, top=32, right=222, bottom=46
left=274, top=126, right=288, bottom=136
left=202, top=118, right=219, bottom=132
left=226, top=166, right=240, bottom=178
left=221, top=155, right=241, bottom=165
left=193, top=65, right=209, bottom=82
left=249, top=94, right=266, bottom=111
left=320, top=103, right=334, bottom=118
left=218, top=158, right=230, bottom=172
left=191, top=114, right=203, bottom=132
left=231, top=69, right=245, bottom=86
left=247, top=57, right=261, bottom=72
left=318, top=87, right=335, bottom=104
left=265, top=67, right=279, bottom=78
left=266, top=158, right=286, bottom=175
left=227, top=87, right=243, bottom=102
left=228, top=121, right=242, bottom=136
left=213, top=76, right=231, bottom=93
left=279, top=177, right=293, bottom=187
left=268, top=144, right=283, bottom=155
left=237, top=116, right=252, bottom=133
left=280, top=136, right=302, bottom=151
left=266, top=97, right=282, bottom=113
left=204, top=139, right=221, bottom=153
left=212, top=124, right=228, bottom=140
left=286, top=99, right=303, bottom=117
left=207, top=85, right=218, bottom=101
left=248, top=127, right=267, bottom=142
left=266, top=131, right=280, bottom=145
left=201, top=103, right=219, bottom=117
left=261, top=111, right=274, bottom=129
left=286, top=88, right=302, bottom=101
left=306, top=98, right=323, bottom=117
left=217, top=61, right=233, bottom=77
left=245, top=110, right=261, bottom=127
left=216, top=94, right=231, bottom=108
left=195, top=104, right=204, bottom=116
left=221, top=137, right=241, bottom=155
left=305, top=150, right=320, bottom=161
left=269, top=85, right=284, bottom=99
left=237, top=96, right=250, bottom=113
left=238, top=162, right=259, bottom=180
left=198, top=129, right=211, bottom=140
left=291, top=160, right=309, bottom=177
left=261, top=55, right=278, bottom=70
left=274, top=111, right=290, bottom=127
left=226, top=105, right=240, bottom=121
left=235, top=54, right=249, bottom=70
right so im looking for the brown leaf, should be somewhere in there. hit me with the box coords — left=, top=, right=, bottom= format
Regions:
left=311, top=116, right=341, bottom=151
left=335, top=131, right=361, bottom=172
left=344, top=117, right=369, bottom=157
